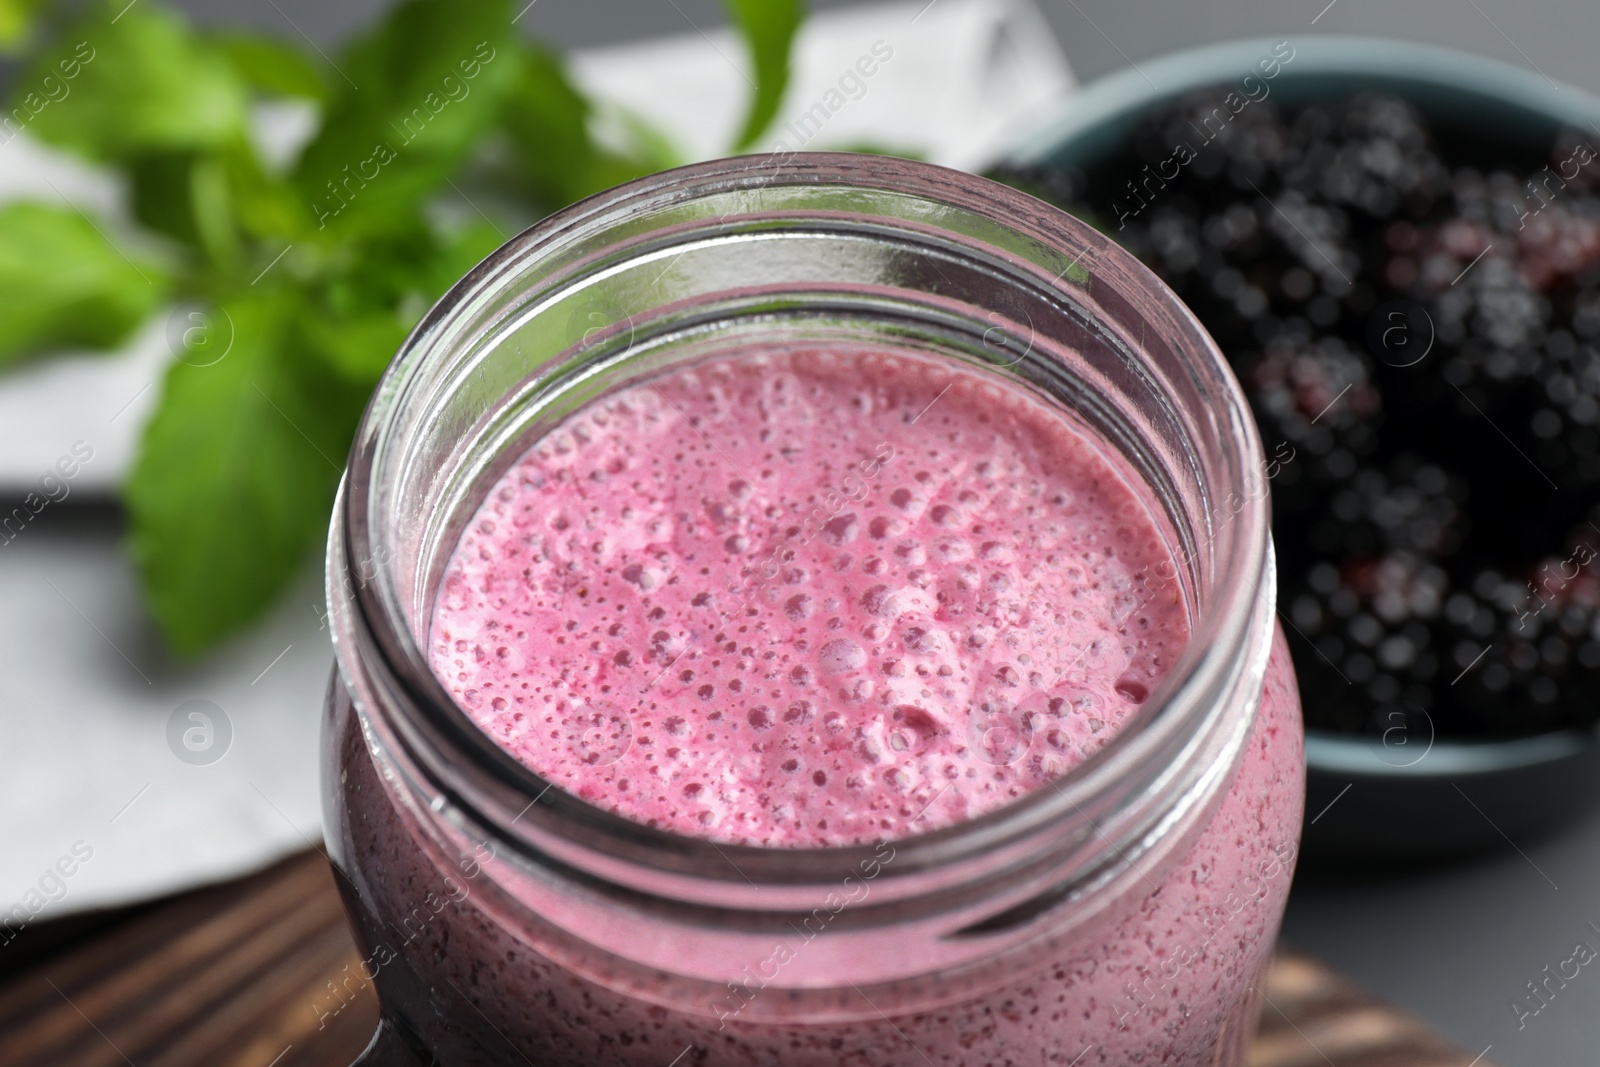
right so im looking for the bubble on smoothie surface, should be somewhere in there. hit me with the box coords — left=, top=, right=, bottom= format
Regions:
left=428, top=347, right=1188, bottom=847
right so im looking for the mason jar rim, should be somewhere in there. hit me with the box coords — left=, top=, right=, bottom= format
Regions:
left=329, top=152, right=1275, bottom=919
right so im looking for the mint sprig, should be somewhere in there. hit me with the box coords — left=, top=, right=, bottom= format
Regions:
left=0, top=0, right=806, bottom=656
left=726, top=0, right=804, bottom=151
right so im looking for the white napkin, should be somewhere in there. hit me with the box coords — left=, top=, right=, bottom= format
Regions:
left=0, top=0, right=1073, bottom=915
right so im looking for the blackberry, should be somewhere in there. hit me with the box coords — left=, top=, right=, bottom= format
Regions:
left=1130, top=86, right=1288, bottom=189
left=1246, top=335, right=1380, bottom=450
left=1284, top=552, right=1445, bottom=734
left=991, top=92, right=1600, bottom=737
left=1435, top=521, right=1600, bottom=734
left=1429, top=248, right=1547, bottom=354
left=1277, top=94, right=1450, bottom=217
left=1296, top=456, right=1466, bottom=562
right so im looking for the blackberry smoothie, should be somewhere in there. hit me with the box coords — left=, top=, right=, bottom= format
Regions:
left=430, top=348, right=1191, bottom=844
left=326, top=345, right=1303, bottom=1065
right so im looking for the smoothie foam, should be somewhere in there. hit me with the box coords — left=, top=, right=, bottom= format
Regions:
left=429, top=346, right=1188, bottom=846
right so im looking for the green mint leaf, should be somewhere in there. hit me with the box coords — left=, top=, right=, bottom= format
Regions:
left=291, top=0, right=518, bottom=236
left=126, top=288, right=369, bottom=655
left=397, top=219, right=506, bottom=311
left=225, top=142, right=316, bottom=245
left=129, top=139, right=313, bottom=282
left=16, top=3, right=249, bottom=161
left=304, top=219, right=504, bottom=383
left=299, top=302, right=412, bottom=384
left=0, top=0, right=47, bottom=54
left=497, top=41, right=596, bottom=207
left=299, top=272, right=418, bottom=384
left=725, top=0, right=805, bottom=151
left=215, top=31, right=328, bottom=102
left=0, top=202, right=167, bottom=367
left=129, top=151, right=243, bottom=267
left=499, top=42, right=677, bottom=210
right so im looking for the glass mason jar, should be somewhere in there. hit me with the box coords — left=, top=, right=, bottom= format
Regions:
left=323, top=153, right=1304, bottom=1067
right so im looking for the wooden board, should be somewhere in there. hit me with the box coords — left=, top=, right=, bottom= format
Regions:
left=0, top=850, right=1495, bottom=1067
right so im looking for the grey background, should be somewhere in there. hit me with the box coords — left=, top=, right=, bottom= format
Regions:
left=104, top=0, right=1600, bottom=1064
left=170, top=0, right=1600, bottom=98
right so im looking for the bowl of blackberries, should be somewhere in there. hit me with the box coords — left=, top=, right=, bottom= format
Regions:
left=992, top=36, right=1600, bottom=862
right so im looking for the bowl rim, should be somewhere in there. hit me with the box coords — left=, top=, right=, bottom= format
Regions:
left=1003, top=33, right=1600, bottom=170
left=1304, top=726, right=1600, bottom=779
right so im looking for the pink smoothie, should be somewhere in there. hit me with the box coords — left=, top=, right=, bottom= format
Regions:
left=328, top=344, right=1303, bottom=1066
left=429, top=346, right=1188, bottom=846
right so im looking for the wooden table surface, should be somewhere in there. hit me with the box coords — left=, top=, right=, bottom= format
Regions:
left=0, top=850, right=1494, bottom=1067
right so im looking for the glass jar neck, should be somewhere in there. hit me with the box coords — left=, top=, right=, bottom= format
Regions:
left=328, top=154, right=1275, bottom=1009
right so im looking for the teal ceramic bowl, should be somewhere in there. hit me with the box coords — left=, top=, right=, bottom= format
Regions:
left=997, top=37, right=1600, bottom=862
left=1006, top=35, right=1600, bottom=171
